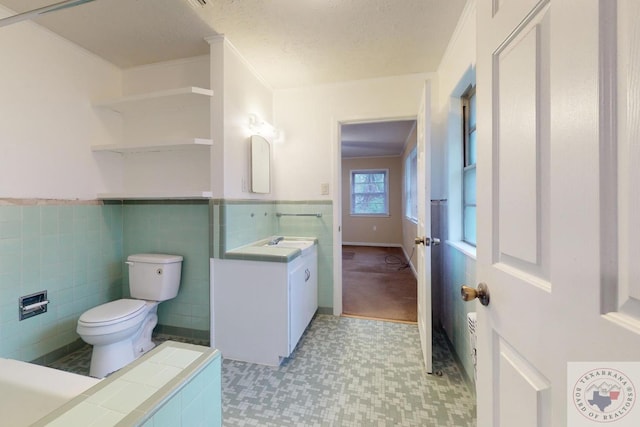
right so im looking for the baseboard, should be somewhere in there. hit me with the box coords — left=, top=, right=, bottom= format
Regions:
left=317, top=306, right=333, bottom=315
left=342, top=242, right=403, bottom=247
left=30, top=338, right=87, bottom=366
left=30, top=325, right=211, bottom=366
left=400, top=246, right=418, bottom=277
left=341, top=313, right=417, bottom=325
left=155, top=324, right=210, bottom=343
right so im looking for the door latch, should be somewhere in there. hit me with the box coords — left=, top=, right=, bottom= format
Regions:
left=415, top=236, right=441, bottom=246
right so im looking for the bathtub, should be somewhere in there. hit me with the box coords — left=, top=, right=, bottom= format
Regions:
left=0, top=358, right=99, bottom=426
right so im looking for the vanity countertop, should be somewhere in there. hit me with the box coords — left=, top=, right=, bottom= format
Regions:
left=223, top=237, right=318, bottom=263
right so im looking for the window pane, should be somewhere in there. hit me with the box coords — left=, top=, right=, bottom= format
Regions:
left=405, top=148, right=418, bottom=221
left=354, top=183, right=384, bottom=193
left=463, top=206, right=477, bottom=246
left=469, top=93, right=476, bottom=128
left=463, top=167, right=476, bottom=205
left=461, top=87, right=477, bottom=246
left=468, top=130, right=477, bottom=165
left=354, top=195, right=386, bottom=214
left=351, top=170, right=389, bottom=215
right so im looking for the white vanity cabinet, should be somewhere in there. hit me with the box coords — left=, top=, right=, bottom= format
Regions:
left=212, top=245, right=318, bottom=365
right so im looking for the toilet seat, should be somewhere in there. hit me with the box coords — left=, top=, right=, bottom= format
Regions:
left=78, top=299, right=147, bottom=327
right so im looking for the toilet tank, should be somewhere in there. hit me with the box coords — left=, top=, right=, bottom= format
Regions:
left=127, top=254, right=183, bottom=301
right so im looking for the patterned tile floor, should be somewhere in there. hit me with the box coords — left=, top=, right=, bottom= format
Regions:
left=49, top=315, right=476, bottom=426
left=222, top=315, right=476, bottom=427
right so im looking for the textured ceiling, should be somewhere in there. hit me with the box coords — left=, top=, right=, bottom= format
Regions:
left=342, top=120, right=416, bottom=158
left=197, top=0, right=467, bottom=88
left=0, top=0, right=464, bottom=157
left=0, top=0, right=467, bottom=89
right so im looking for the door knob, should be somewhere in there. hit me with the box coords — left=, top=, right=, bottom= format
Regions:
left=461, top=283, right=490, bottom=306
left=415, top=236, right=441, bottom=246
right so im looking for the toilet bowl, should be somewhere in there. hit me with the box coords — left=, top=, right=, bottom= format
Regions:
left=76, top=254, right=183, bottom=378
left=77, top=299, right=159, bottom=378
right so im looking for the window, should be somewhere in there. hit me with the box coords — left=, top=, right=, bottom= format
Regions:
left=350, top=169, right=389, bottom=215
left=405, top=148, right=418, bottom=222
left=462, top=87, right=477, bottom=246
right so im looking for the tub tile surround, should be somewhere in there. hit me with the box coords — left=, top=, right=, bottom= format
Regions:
left=33, top=341, right=221, bottom=427
left=0, top=202, right=123, bottom=362
left=212, top=199, right=334, bottom=309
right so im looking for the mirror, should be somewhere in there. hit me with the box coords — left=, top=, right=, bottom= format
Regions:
left=251, top=134, right=271, bottom=193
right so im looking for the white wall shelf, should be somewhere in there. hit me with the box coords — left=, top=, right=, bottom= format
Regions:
left=98, top=191, right=213, bottom=200
left=93, top=80, right=214, bottom=199
left=92, top=138, right=213, bottom=153
left=93, top=86, right=213, bottom=114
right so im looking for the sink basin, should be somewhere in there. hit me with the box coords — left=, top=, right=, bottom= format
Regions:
left=264, top=240, right=315, bottom=254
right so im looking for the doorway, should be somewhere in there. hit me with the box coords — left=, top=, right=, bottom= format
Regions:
left=339, top=119, right=419, bottom=323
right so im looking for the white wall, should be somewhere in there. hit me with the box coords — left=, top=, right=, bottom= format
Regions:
left=209, top=36, right=274, bottom=199
left=274, top=73, right=431, bottom=314
left=0, top=7, right=121, bottom=200
left=123, top=56, right=210, bottom=95
left=273, top=74, right=432, bottom=201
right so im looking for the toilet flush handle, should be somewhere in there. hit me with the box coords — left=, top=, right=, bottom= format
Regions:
left=125, top=261, right=134, bottom=265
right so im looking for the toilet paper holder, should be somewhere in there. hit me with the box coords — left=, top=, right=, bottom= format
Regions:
left=19, top=290, right=49, bottom=321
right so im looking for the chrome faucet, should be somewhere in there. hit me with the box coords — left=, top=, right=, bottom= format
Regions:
left=268, top=236, right=284, bottom=246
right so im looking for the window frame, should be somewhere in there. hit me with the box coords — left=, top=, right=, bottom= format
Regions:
left=462, top=86, right=477, bottom=246
left=350, top=168, right=390, bottom=217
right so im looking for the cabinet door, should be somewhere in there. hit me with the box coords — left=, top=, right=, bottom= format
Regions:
left=288, top=256, right=316, bottom=354
left=305, top=249, right=318, bottom=321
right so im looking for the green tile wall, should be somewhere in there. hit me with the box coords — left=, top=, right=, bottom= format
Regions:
left=123, top=202, right=210, bottom=333
left=0, top=198, right=330, bottom=363
left=214, top=200, right=334, bottom=310
left=216, top=200, right=276, bottom=254
left=442, top=243, right=476, bottom=385
left=274, top=202, right=334, bottom=309
left=0, top=204, right=123, bottom=361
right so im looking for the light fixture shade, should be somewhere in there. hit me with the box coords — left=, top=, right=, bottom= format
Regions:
left=248, top=113, right=282, bottom=142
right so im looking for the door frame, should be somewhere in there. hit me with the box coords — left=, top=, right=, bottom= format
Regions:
left=331, top=113, right=422, bottom=316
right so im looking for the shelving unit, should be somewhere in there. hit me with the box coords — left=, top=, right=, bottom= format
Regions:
left=93, top=87, right=213, bottom=114
left=92, top=87, right=214, bottom=200
left=97, top=191, right=213, bottom=200
left=91, top=138, right=213, bottom=154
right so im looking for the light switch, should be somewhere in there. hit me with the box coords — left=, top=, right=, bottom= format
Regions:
left=320, top=183, right=330, bottom=195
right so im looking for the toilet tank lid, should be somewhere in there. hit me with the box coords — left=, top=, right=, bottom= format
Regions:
left=127, top=253, right=183, bottom=264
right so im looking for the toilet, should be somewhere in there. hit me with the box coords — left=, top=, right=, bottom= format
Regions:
left=76, top=253, right=183, bottom=378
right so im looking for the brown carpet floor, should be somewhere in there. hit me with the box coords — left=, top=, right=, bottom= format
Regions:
left=342, top=245, right=417, bottom=323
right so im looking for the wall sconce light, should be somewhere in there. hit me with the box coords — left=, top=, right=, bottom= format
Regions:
left=248, top=113, right=284, bottom=143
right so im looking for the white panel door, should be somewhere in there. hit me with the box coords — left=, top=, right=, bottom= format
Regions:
left=475, top=0, right=640, bottom=426
left=416, top=81, right=433, bottom=373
